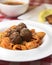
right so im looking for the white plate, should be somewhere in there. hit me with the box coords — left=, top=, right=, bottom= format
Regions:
left=0, top=20, right=52, bottom=62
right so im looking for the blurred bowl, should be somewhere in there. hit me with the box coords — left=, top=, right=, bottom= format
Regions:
left=0, top=0, right=29, bottom=17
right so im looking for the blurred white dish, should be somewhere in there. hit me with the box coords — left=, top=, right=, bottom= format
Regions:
left=0, top=20, right=52, bottom=62
left=18, top=4, right=52, bottom=26
left=0, top=0, right=29, bottom=17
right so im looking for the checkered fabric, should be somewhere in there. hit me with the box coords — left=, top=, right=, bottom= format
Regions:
left=0, top=0, right=52, bottom=65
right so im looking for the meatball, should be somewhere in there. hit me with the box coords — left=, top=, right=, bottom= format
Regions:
left=10, top=32, right=22, bottom=44
left=5, top=23, right=27, bottom=37
left=5, top=27, right=17, bottom=37
left=16, top=23, right=27, bottom=32
left=4, top=29, right=11, bottom=37
left=18, top=23, right=27, bottom=28
left=20, top=28, right=32, bottom=41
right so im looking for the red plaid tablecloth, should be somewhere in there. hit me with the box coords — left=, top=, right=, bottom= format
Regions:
left=0, top=0, right=52, bottom=65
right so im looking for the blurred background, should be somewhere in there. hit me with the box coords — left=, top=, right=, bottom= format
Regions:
left=30, top=0, right=52, bottom=6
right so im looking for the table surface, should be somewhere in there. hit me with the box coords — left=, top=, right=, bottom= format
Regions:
left=0, top=0, right=52, bottom=65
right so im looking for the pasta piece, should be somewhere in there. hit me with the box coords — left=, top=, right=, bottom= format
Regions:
left=36, top=40, right=42, bottom=47
left=10, top=25, right=17, bottom=29
left=0, top=37, right=11, bottom=48
left=0, top=31, right=9, bottom=38
left=8, top=43, right=14, bottom=50
left=21, top=45, right=27, bottom=50
left=30, top=29, right=36, bottom=36
left=0, top=32, right=4, bottom=38
left=25, top=41, right=38, bottom=49
left=30, top=29, right=35, bottom=34
left=36, top=32, right=46, bottom=39
left=32, top=35, right=40, bottom=43
left=2, top=32, right=9, bottom=37
left=22, top=41, right=27, bottom=45
left=38, top=40, right=42, bottom=45
left=13, top=44, right=21, bottom=50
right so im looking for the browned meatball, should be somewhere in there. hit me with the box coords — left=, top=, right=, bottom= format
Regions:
left=5, top=29, right=17, bottom=37
left=10, top=32, right=22, bottom=44
left=16, top=23, right=27, bottom=32
left=5, top=23, right=27, bottom=37
left=20, top=28, right=32, bottom=42
left=5, top=28, right=17, bottom=37
left=5, top=29, right=12, bottom=37
left=18, top=23, right=27, bottom=28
